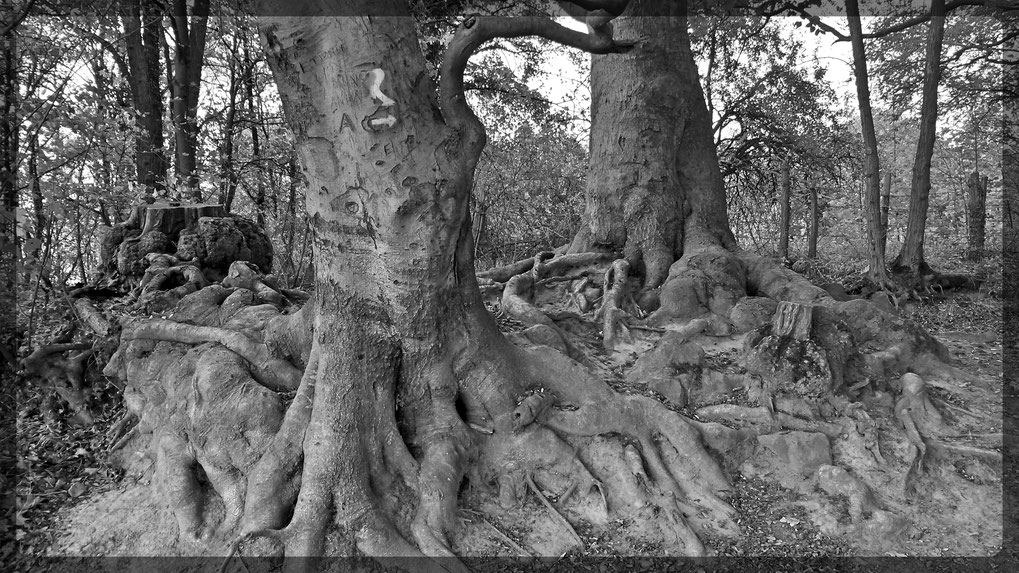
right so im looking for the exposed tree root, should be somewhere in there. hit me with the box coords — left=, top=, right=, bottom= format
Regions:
left=478, top=251, right=613, bottom=284
left=92, top=5, right=999, bottom=566
left=21, top=342, right=97, bottom=424
left=119, top=317, right=303, bottom=392
left=597, top=259, right=632, bottom=350
left=103, top=241, right=997, bottom=565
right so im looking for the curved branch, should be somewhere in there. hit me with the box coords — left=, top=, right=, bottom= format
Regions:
left=439, top=12, right=636, bottom=164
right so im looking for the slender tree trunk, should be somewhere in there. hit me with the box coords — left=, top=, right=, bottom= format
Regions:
left=73, top=201, right=87, bottom=283
left=846, top=0, right=890, bottom=287
left=244, top=41, right=265, bottom=224
left=1004, top=20, right=1018, bottom=260
left=1, top=18, right=17, bottom=349
left=778, top=159, right=791, bottom=260
left=574, top=0, right=734, bottom=288
left=169, top=0, right=209, bottom=201
left=28, top=134, right=44, bottom=261
left=808, top=184, right=818, bottom=259
left=880, top=170, right=891, bottom=258
left=219, top=35, right=239, bottom=212
left=892, top=0, right=946, bottom=279
left=965, top=170, right=988, bottom=260
left=121, top=0, right=167, bottom=194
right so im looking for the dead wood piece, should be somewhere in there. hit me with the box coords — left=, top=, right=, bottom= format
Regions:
left=22, top=342, right=97, bottom=423
left=525, top=473, right=584, bottom=548
left=693, top=403, right=842, bottom=437
left=927, top=440, right=1001, bottom=464
left=479, top=518, right=533, bottom=559
left=72, top=298, right=114, bottom=337
left=478, top=251, right=613, bottom=283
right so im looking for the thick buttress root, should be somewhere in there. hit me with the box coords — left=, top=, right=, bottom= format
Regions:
left=483, top=343, right=741, bottom=555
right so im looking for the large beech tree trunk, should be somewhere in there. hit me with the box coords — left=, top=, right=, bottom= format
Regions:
left=572, top=0, right=734, bottom=288
left=245, top=3, right=701, bottom=563
left=892, top=0, right=946, bottom=279
left=258, top=12, right=491, bottom=557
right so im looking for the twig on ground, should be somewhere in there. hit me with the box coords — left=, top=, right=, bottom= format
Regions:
left=525, top=473, right=583, bottom=548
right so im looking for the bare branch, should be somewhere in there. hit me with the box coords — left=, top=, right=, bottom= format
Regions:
left=795, top=0, right=994, bottom=42
left=0, top=0, right=37, bottom=36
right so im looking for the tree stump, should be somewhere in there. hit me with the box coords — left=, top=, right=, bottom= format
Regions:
left=98, top=203, right=272, bottom=290
left=742, top=301, right=855, bottom=406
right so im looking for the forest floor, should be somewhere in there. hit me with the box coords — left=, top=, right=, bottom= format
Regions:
left=4, top=257, right=1011, bottom=571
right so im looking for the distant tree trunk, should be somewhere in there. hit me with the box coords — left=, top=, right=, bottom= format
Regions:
left=121, top=0, right=167, bottom=194
left=892, top=0, right=946, bottom=279
left=778, top=159, right=791, bottom=260
left=169, top=0, right=210, bottom=201
left=244, top=40, right=265, bottom=225
left=846, top=0, right=890, bottom=287
left=880, top=170, right=891, bottom=258
left=965, top=171, right=988, bottom=260
left=219, top=34, right=240, bottom=212
left=1, top=20, right=17, bottom=354
left=28, top=134, right=44, bottom=261
left=573, top=0, right=735, bottom=288
left=808, top=184, right=818, bottom=259
left=1004, top=24, right=1019, bottom=260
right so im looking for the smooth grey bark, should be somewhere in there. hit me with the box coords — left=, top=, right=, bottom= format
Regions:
left=574, top=0, right=735, bottom=288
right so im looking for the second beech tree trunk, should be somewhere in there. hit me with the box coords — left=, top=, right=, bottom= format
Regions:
left=574, top=0, right=735, bottom=288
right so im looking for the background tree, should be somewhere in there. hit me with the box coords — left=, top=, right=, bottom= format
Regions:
left=890, top=0, right=947, bottom=282
left=691, top=13, right=857, bottom=260
left=845, top=0, right=892, bottom=287
left=168, top=0, right=210, bottom=200
left=120, top=0, right=167, bottom=195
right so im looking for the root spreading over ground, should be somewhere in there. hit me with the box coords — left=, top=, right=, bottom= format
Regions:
left=44, top=245, right=1002, bottom=569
